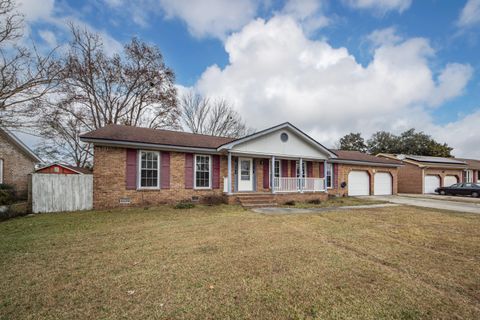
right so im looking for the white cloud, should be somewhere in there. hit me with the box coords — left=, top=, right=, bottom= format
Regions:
left=16, top=0, right=55, bottom=21
left=367, top=27, right=402, bottom=46
left=343, top=0, right=412, bottom=14
left=158, top=0, right=261, bottom=39
left=281, top=0, right=330, bottom=33
left=457, top=0, right=480, bottom=28
left=38, top=30, right=57, bottom=47
left=190, top=17, right=475, bottom=157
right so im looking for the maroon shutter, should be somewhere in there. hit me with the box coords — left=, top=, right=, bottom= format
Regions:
left=212, top=155, right=220, bottom=189
left=161, top=152, right=170, bottom=189
left=263, top=159, right=269, bottom=189
left=281, top=160, right=288, bottom=177
left=126, top=149, right=137, bottom=190
left=319, top=163, right=324, bottom=178
left=185, top=153, right=194, bottom=189
left=462, top=171, right=466, bottom=183
left=474, top=171, right=478, bottom=183
left=307, top=161, right=313, bottom=177
left=290, top=160, right=296, bottom=177
left=333, top=163, right=339, bottom=188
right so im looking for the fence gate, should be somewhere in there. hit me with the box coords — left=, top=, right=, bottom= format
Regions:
left=30, top=174, right=93, bottom=213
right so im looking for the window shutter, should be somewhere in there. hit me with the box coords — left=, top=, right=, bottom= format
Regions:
left=185, top=153, right=194, bottom=189
left=126, top=149, right=137, bottom=190
left=474, top=171, right=478, bottom=184
left=333, top=163, right=339, bottom=188
left=212, top=155, right=220, bottom=189
left=281, top=160, right=288, bottom=177
left=319, top=162, right=324, bottom=178
left=307, top=161, right=313, bottom=177
left=263, top=159, right=269, bottom=189
left=161, top=152, right=170, bottom=189
left=462, top=171, right=466, bottom=183
left=290, top=160, right=296, bottom=177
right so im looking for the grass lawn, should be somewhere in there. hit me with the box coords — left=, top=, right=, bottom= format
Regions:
left=285, top=196, right=387, bottom=208
left=1, top=205, right=479, bottom=319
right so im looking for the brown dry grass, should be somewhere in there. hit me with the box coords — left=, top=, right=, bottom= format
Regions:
left=0, top=204, right=479, bottom=319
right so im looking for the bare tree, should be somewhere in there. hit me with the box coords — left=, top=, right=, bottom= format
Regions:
left=0, top=0, right=59, bottom=127
left=38, top=24, right=180, bottom=165
left=180, top=90, right=251, bottom=138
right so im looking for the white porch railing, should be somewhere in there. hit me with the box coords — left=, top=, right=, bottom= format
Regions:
left=273, top=177, right=325, bottom=193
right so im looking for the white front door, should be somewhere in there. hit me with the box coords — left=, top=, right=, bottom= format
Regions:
left=238, top=158, right=253, bottom=191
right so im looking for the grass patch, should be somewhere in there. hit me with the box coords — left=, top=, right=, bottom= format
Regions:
left=0, top=204, right=479, bottom=319
left=288, top=196, right=387, bottom=208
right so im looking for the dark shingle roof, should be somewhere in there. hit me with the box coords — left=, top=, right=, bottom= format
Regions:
left=456, top=158, right=480, bottom=170
left=80, top=124, right=235, bottom=149
left=332, top=150, right=403, bottom=166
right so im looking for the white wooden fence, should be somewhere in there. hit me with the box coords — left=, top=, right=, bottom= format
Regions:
left=30, top=174, right=93, bottom=213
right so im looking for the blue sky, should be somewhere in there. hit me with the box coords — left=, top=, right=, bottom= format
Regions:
left=15, top=0, right=480, bottom=157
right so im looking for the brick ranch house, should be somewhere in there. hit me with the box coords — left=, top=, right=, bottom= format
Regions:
left=377, top=154, right=479, bottom=194
left=0, top=127, right=41, bottom=197
left=80, top=123, right=402, bottom=209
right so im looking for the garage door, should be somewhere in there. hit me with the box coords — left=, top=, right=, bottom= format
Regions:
left=424, top=175, right=440, bottom=194
left=444, top=175, right=458, bottom=187
left=348, top=171, right=370, bottom=196
left=374, top=172, right=392, bottom=195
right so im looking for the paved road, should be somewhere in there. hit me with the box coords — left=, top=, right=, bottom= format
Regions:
left=364, top=195, right=480, bottom=214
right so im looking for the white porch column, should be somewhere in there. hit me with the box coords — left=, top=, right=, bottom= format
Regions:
left=271, top=156, right=276, bottom=194
left=227, top=152, right=232, bottom=195
left=324, top=160, right=328, bottom=192
left=299, top=158, right=303, bottom=193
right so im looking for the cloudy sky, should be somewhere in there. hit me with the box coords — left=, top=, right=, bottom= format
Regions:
left=15, top=0, right=480, bottom=157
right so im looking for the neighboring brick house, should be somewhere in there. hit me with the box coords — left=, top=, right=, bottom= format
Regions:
left=377, top=154, right=478, bottom=194
left=80, top=123, right=402, bottom=209
left=0, top=127, right=41, bottom=197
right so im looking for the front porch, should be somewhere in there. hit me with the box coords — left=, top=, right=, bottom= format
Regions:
left=222, top=155, right=328, bottom=195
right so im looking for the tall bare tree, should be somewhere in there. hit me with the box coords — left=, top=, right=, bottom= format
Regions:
left=0, top=0, right=59, bottom=127
left=180, top=90, right=251, bottom=138
left=39, top=24, right=180, bottom=165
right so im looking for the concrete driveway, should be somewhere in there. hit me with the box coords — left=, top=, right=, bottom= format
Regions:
left=364, top=195, right=480, bottom=214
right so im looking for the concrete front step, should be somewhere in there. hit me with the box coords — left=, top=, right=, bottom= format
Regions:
left=236, top=194, right=278, bottom=208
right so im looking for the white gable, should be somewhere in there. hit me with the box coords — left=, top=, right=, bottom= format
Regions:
left=230, top=127, right=329, bottom=159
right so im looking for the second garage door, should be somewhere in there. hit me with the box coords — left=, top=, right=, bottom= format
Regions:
left=374, top=172, right=392, bottom=195
left=348, top=171, right=370, bottom=196
left=444, top=175, right=458, bottom=187
left=424, top=175, right=440, bottom=194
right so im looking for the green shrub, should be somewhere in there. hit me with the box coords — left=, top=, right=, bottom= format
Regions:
left=174, top=201, right=195, bottom=209
left=0, top=184, right=16, bottom=205
left=0, top=202, right=28, bottom=221
left=307, top=199, right=322, bottom=205
left=284, top=200, right=296, bottom=206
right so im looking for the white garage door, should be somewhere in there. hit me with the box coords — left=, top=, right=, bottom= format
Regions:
left=424, top=175, right=440, bottom=194
left=444, top=175, right=458, bottom=187
left=374, top=172, right=392, bottom=195
left=348, top=171, right=370, bottom=196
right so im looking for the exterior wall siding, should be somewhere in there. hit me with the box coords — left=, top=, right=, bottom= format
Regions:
left=396, top=163, right=423, bottom=194
left=93, top=146, right=400, bottom=209
left=0, top=131, right=37, bottom=197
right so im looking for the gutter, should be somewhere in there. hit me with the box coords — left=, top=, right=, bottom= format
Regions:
left=329, top=159, right=403, bottom=168
left=79, top=137, right=221, bottom=154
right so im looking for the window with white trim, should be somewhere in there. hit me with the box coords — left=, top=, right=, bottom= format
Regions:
left=139, top=151, right=159, bottom=188
left=466, top=170, right=473, bottom=183
left=195, top=155, right=211, bottom=188
left=326, top=163, right=333, bottom=188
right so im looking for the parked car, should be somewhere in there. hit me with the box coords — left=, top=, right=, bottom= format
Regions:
left=435, top=183, right=480, bottom=197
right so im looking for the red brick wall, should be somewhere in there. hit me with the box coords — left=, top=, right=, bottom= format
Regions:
left=0, top=130, right=37, bottom=196
left=328, top=164, right=398, bottom=196
left=397, top=163, right=423, bottom=194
